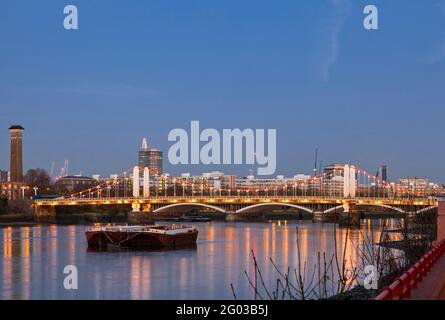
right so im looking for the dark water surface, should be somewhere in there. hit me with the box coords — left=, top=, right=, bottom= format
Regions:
left=0, top=220, right=398, bottom=300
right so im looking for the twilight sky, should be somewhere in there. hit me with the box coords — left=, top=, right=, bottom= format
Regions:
left=0, top=0, right=444, bottom=182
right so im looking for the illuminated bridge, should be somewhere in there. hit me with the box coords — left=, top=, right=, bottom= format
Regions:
left=33, top=164, right=439, bottom=223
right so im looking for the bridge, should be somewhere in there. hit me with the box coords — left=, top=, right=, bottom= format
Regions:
left=33, top=164, right=439, bottom=224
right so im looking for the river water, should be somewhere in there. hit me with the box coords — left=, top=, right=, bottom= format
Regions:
left=0, top=219, right=399, bottom=300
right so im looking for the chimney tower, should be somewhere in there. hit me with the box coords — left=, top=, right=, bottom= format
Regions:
left=9, top=125, right=24, bottom=182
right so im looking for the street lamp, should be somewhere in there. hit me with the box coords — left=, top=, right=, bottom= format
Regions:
left=201, top=179, right=204, bottom=197
left=33, top=186, right=39, bottom=197
left=123, top=173, right=128, bottom=197
left=21, top=186, right=26, bottom=199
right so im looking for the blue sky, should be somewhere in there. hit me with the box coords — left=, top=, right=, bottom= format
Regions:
left=0, top=0, right=444, bottom=182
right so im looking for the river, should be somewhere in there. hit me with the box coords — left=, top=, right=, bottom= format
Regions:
left=0, top=219, right=400, bottom=300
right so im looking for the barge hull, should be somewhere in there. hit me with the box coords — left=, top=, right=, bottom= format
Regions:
left=86, top=230, right=198, bottom=248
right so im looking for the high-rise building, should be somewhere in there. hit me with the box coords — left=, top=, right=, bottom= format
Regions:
left=0, top=170, right=8, bottom=182
left=138, top=138, right=163, bottom=176
left=380, top=165, right=388, bottom=182
left=9, top=125, right=24, bottom=182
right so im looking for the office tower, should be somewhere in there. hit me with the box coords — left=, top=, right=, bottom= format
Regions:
left=381, top=165, right=388, bottom=182
left=138, top=138, right=163, bottom=176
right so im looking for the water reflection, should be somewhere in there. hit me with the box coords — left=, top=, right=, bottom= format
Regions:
left=0, top=219, right=399, bottom=300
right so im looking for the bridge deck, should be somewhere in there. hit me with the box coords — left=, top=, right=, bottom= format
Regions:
left=33, top=196, right=437, bottom=206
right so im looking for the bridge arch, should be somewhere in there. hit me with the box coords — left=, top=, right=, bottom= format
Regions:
left=323, top=205, right=344, bottom=214
left=235, top=203, right=314, bottom=214
left=416, top=206, right=438, bottom=214
left=152, top=202, right=227, bottom=213
left=357, top=203, right=406, bottom=214
left=323, top=203, right=408, bottom=214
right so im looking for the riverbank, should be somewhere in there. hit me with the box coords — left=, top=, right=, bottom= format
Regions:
left=0, top=213, right=34, bottom=224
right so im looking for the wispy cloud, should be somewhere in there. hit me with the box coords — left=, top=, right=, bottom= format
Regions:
left=319, top=0, right=351, bottom=81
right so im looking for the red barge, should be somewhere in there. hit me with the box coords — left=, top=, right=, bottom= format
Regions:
left=86, top=225, right=198, bottom=248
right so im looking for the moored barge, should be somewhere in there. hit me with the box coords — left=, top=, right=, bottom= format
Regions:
left=86, top=225, right=198, bottom=248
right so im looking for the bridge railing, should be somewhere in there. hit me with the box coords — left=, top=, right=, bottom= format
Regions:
left=374, top=239, right=445, bottom=300
left=33, top=195, right=437, bottom=204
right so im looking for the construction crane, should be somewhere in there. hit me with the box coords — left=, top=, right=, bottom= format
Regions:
left=319, top=160, right=324, bottom=175
left=49, top=161, right=55, bottom=180
left=55, top=160, right=69, bottom=181
left=62, top=160, right=69, bottom=177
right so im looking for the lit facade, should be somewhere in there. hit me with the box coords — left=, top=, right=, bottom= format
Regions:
left=138, top=138, right=163, bottom=176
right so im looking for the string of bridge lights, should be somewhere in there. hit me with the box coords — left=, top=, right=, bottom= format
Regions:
left=63, top=165, right=419, bottom=200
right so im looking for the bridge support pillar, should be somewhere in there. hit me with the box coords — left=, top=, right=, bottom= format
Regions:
left=128, top=210, right=155, bottom=225
left=131, top=202, right=141, bottom=212
left=339, top=202, right=360, bottom=227
left=34, top=205, right=57, bottom=223
left=313, top=211, right=338, bottom=223
left=142, top=203, right=152, bottom=212
left=225, top=211, right=265, bottom=222
left=313, top=212, right=327, bottom=223
left=133, top=166, right=140, bottom=198
left=225, top=212, right=240, bottom=222
left=143, top=167, right=150, bottom=197
left=436, top=202, right=445, bottom=245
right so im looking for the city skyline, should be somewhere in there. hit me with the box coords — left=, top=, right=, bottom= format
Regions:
left=1, top=1, right=444, bottom=181
left=0, top=124, right=443, bottom=186
left=1, top=1, right=445, bottom=305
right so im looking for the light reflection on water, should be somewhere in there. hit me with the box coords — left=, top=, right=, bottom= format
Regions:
left=0, top=219, right=400, bottom=300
